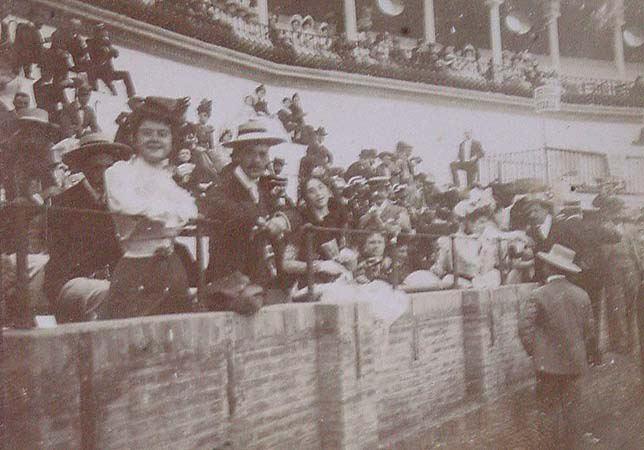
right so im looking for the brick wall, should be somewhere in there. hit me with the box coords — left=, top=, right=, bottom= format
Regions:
left=3, top=285, right=542, bottom=449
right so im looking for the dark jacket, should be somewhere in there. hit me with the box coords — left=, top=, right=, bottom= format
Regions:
left=44, top=181, right=122, bottom=303
left=59, top=101, right=100, bottom=138
left=202, top=169, right=290, bottom=287
left=528, top=215, right=621, bottom=283
left=344, top=160, right=376, bottom=181
left=458, top=139, right=484, bottom=162
left=519, top=278, right=594, bottom=375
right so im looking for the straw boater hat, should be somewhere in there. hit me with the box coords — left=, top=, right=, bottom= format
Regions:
left=537, top=244, right=582, bottom=274
left=223, top=119, right=285, bottom=148
left=16, top=108, right=61, bottom=141
left=62, top=132, right=132, bottom=170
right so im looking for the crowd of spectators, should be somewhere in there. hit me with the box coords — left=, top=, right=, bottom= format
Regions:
left=56, top=0, right=644, bottom=107
left=1, top=15, right=643, bottom=351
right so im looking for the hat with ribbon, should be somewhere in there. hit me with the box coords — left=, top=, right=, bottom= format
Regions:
left=537, top=244, right=582, bottom=274
left=290, top=14, right=303, bottom=26
left=62, top=132, right=132, bottom=170
left=223, top=118, right=285, bottom=148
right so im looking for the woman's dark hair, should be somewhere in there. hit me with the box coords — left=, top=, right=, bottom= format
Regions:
left=130, top=113, right=183, bottom=162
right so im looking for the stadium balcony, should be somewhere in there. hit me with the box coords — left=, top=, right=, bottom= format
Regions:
left=18, top=0, right=643, bottom=110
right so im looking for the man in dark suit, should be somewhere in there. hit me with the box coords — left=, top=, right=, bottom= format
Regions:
left=202, top=119, right=294, bottom=308
left=450, top=130, right=484, bottom=188
left=12, top=17, right=45, bottom=79
left=519, top=244, right=594, bottom=449
left=58, top=83, right=101, bottom=138
left=526, top=198, right=621, bottom=364
left=44, top=133, right=131, bottom=322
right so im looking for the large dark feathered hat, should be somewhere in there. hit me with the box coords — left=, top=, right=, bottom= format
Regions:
left=128, top=96, right=191, bottom=131
left=197, top=98, right=212, bottom=116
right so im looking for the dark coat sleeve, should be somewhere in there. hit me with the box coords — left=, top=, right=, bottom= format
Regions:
left=472, top=140, right=485, bottom=159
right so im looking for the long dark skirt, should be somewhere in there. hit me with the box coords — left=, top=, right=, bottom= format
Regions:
left=108, top=253, right=192, bottom=319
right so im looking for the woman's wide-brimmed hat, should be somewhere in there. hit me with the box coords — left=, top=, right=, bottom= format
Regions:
left=537, top=244, right=582, bottom=274
left=16, top=108, right=61, bottom=141
left=223, top=118, right=285, bottom=148
left=62, top=132, right=132, bottom=170
left=302, top=15, right=314, bottom=27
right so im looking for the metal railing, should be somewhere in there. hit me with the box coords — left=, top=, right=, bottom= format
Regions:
left=623, top=156, right=644, bottom=194
left=479, top=147, right=610, bottom=189
left=0, top=202, right=524, bottom=329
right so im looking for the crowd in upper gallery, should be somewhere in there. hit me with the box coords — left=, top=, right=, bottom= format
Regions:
left=48, top=0, right=644, bottom=108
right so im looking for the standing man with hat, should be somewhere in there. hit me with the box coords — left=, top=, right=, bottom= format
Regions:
left=86, top=23, right=136, bottom=98
left=519, top=244, right=594, bottom=449
left=44, top=133, right=131, bottom=322
left=202, top=118, right=294, bottom=310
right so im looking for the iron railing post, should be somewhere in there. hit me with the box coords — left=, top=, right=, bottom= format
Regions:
left=304, top=224, right=315, bottom=301
left=195, top=219, right=205, bottom=307
left=14, top=202, right=32, bottom=328
left=450, top=235, right=458, bottom=289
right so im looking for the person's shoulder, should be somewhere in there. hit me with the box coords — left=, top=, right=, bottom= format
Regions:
left=105, top=159, right=133, bottom=180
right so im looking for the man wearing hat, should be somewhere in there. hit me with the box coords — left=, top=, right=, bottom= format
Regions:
left=202, top=118, right=294, bottom=306
left=518, top=244, right=594, bottom=449
left=1, top=108, right=62, bottom=202
left=58, top=81, right=100, bottom=138
left=345, top=149, right=377, bottom=181
left=450, top=129, right=484, bottom=188
left=44, top=133, right=131, bottom=322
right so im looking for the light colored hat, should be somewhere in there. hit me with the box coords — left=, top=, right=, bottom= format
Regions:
left=537, top=244, right=581, bottom=274
left=290, top=14, right=303, bottom=25
left=63, top=132, right=132, bottom=169
left=223, top=119, right=285, bottom=148
left=302, top=15, right=314, bottom=26
left=16, top=108, right=61, bottom=140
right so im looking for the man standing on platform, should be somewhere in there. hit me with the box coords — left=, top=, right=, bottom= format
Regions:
left=519, top=244, right=594, bottom=449
left=450, top=129, right=484, bottom=188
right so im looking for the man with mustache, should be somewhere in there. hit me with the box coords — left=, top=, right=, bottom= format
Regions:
left=202, top=118, right=295, bottom=308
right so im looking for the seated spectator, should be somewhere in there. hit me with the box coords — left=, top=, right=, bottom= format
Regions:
left=277, top=96, right=297, bottom=135
left=345, top=148, right=377, bottom=180
left=190, top=127, right=233, bottom=187
left=253, top=84, right=270, bottom=115
left=2, top=108, right=62, bottom=202
left=173, top=131, right=197, bottom=190
left=44, top=133, right=132, bottom=322
left=353, top=223, right=393, bottom=284
left=105, top=96, right=197, bottom=319
left=450, top=129, right=484, bottom=188
left=202, top=118, right=294, bottom=308
left=114, top=96, right=144, bottom=146
left=358, top=180, right=412, bottom=234
left=86, top=23, right=136, bottom=98
left=456, top=44, right=485, bottom=81
left=59, top=82, right=101, bottom=139
left=283, top=175, right=355, bottom=289
left=12, top=16, right=45, bottom=79
left=195, top=98, right=215, bottom=149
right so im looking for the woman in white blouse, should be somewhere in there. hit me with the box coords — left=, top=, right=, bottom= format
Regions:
left=104, top=97, right=198, bottom=318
